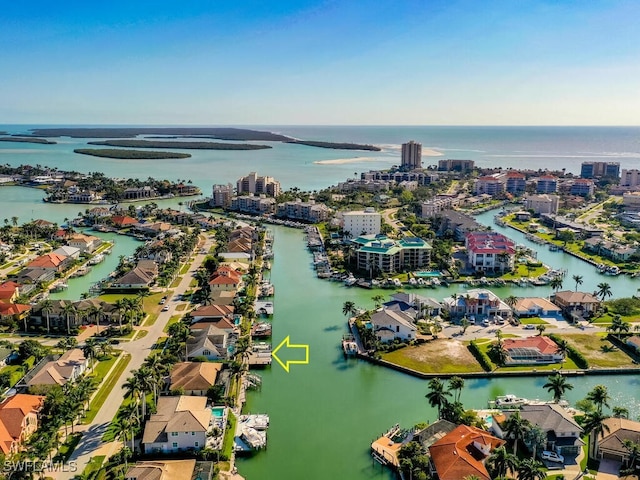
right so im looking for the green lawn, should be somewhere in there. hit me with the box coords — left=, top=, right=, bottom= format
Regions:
left=82, top=353, right=131, bottom=424
left=382, top=340, right=486, bottom=374
left=175, top=304, right=187, bottom=312
left=179, top=263, right=191, bottom=275
left=222, top=411, right=237, bottom=460
left=80, top=455, right=105, bottom=478
left=501, top=264, right=548, bottom=279
left=519, top=318, right=550, bottom=325
left=163, top=315, right=182, bottom=333
left=53, top=432, right=82, bottom=462
left=170, top=277, right=182, bottom=288
left=562, top=333, right=638, bottom=368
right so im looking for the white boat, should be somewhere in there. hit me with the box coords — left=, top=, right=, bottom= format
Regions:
left=493, top=394, right=530, bottom=408
left=344, top=275, right=357, bottom=287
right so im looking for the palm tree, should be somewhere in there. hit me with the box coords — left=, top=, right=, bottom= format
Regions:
left=583, top=409, right=610, bottom=461
left=505, top=295, right=518, bottom=310
left=525, top=424, right=547, bottom=460
left=489, top=341, right=508, bottom=367
left=40, top=299, right=54, bottom=334
left=586, top=384, right=611, bottom=414
left=549, top=276, right=563, bottom=293
left=517, top=457, right=546, bottom=480
left=87, top=304, right=104, bottom=334
left=607, top=315, right=630, bottom=339
left=612, top=406, right=629, bottom=419
left=371, top=295, right=385, bottom=309
left=572, top=274, right=583, bottom=291
left=503, top=411, right=531, bottom=456
left=61, top=302, right=77, bottom=335
left=122, top=375, right=143, bottom=419
left=82, top=338, right=99, bottom=368
left=622, top=439, right=640, bottom=472
left=596, top=282, right=612, bottom=302
left=342, top=301, right=357, bottom=318
left=114, top=298, right=128, bottom=334
left=543, top=374, right=574, bottom=403
left=536, top=324, right=546, bottom=336
left=554, top=338, right=569, bottom=367
left=425, top=378, right=451, bottom=419
left=448, top=376, right=465, bottom=403
left=487, top=445, right=519, bottom=479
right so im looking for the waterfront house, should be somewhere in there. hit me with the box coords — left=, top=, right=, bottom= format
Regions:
left=168, top=362, right=222, bottom=396
left=26, top=252, right=69, bottom=272
left=110, top=215, right=139, bottom=228
left=352, top=234, right=431, bottom=274
left=626, top=335, right=640, bottom=353
left=187, top=325, right=229, bottom=360
left=15, top=267, right=56, bottom=285
left=0, top=394, right=45, bottom=455
left=369, top=308, right=417, bottom=342
left=465, top=231, right=515, bottom=274
left=52, top=245, right=81, bottom=260
left=550, top=291, right=600, bottom=321
left=595, top=417, right=640, bottom=464
left=0, top=282, right=20, bottom=304
left=189, top=305, right=235, bottom=324
left=583, top=237, right=637, bottom=262
left=492, top=404, right=584, bottom=457
left=208, top=267, right=242, bottom=293
left=502, top=336, right=564, bottom=365
left=525, top=194, right=559, bottom=215
left=125, top=460, right=198, bottom=480
left=513, top=297, right=562, bottom=318
left=68, top=233, right=102, bottom=253
left=112, top=260, right=158, bottom=289
left=123, top=186, right=157, bottom=200
left=24, top=349, right=89, bottom=389
left=428, top=424, right=505, bottom=480
left=435, top=209, right=487, bottom=240
left=0, top=303, right=31, bottom=326
left=442, top=289, right=512, bottom=322
left=142, top=396, right=212, bottom=454
left=385, top=292, right=443, bottom=319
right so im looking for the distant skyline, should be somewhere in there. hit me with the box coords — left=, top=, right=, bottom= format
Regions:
left=2, top=1, right=640, bottom=126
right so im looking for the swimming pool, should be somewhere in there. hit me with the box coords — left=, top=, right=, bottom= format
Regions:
left=212, top=407, right=225, bottom=418
left=415, top=271, right=442, bottom=277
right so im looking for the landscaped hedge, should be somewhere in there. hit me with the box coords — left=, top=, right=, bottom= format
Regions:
left=468, top=341, right=493, bottom=372
left=548, top=334, right=589, bottom=369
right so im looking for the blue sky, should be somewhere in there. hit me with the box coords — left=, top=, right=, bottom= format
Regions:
left=2, top=0, right=639, bottom=125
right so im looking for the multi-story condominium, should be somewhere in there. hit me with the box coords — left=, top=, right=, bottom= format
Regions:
left=360, top=170, right=437, bottom=186
left=337, top=179, right=390, bottom=192
left=580, top=161, right=620, bottom=179
left=524, top=194, right=559, bottom=215
left=275, top=199, right=330, bottom=222
left=401, top=141, right=422, bottom=170
left=230, top=194, right=276, bottom=214
left=620, top=169, right=640, bottom=187
left=438, top=159, right=474, bottom=172
left=236, top=172, right=281, bottom=197
left=211, top=183, right=234, bottom=207
left=505, top=172, right=526, bottom=195
left=420, top=195, right=461, bottom=217
left=473, top=176, right=505, bottom=196
left=342, top=208, right=381, bottom=237
left=465, top=231, right=515, bottom=273
left=352, top=235, right=431, bottom=274
left=536, top=175, right=558, bottom=193
left=623, top=192, right=640, bottom=211
left=570, top=179, right=595, bottom=197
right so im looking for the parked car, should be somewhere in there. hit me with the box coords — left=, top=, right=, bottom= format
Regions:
left=159, top=298, right=166, bottom=305
left=523, top=324, right=535, bottom=330
left=161, top=305, right=170, bottom=312
left=540, top=451, right=564, bottom=463
left=482, top=319, right=490, bottom=327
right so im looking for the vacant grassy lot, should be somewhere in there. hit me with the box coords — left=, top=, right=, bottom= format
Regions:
left=563, top=333, right=638, bottom=368
left=518, top=317, right=550, bottom=325
left=382, top=339, right=485, bottom=374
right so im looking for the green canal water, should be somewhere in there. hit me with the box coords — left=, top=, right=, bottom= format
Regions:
left=238, top=225, right=640, bottom=480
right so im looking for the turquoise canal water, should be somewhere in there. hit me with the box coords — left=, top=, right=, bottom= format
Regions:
left=238, top=226, right=640, bottom=480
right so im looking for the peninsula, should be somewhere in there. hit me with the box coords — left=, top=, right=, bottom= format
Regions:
left=87, top=139, right=272, bottom=150
left=74, top=148, right=192, bottom=159
left=0, top=136, right=57, bottom=144
left=285, top=139, right=381, bottom=151
left=27, top=126, right=293, bottom=141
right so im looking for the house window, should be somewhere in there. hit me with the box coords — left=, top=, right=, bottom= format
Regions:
left=203, top=350, right=211, bottom=356
left=192, top=432, right=196, bottom=435
left=171, top=432, right=178, bottom=437
left=172, top=442, right=178, bottom=448
left=194, top=441, right=199, bottom=447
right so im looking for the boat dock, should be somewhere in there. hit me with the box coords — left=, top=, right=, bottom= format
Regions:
left=234, top=414, right=270, bottom=453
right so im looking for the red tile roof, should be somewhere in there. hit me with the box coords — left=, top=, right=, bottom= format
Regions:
left=503, top=335, right=558, bottom=355
left=466, top=232, right=515, bottom=255
left=429, top=425, right=505, bottom=480
left=0, top=304, right=31, bottom=316
left=111, top=215, right=138, bottom=227
left=27, top=253, right=67, bottom=269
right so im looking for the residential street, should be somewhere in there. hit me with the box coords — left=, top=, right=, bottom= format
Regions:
left=52, top=234, right=214, bottom=479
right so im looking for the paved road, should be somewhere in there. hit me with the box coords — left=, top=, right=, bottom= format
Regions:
left=53, top=234, right=214, bottom=479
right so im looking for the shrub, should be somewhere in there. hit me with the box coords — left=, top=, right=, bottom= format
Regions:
left=468, top=341, right=493, bottom=372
